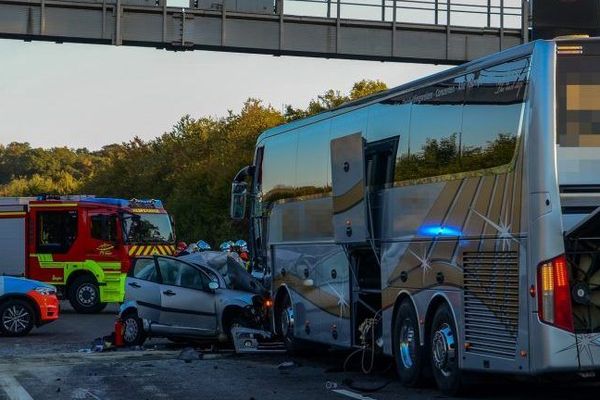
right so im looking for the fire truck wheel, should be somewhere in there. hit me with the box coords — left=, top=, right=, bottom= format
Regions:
left=0, top=299, right=35, bottom=337
left=429, top=303, right=463, bottom=396
left=122, top=311, right=146, bottom=347
left=393, top=300, right=426, bottom=387
left=68, top=275, right=107, bottom=314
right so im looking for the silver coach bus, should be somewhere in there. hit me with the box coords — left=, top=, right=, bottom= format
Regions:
left=231, top=37, right=600, bottom=394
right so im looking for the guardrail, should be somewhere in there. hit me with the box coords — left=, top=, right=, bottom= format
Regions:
left=0, top=0, right=528, bottom=63
left=280, top=0, right=525, bottom=28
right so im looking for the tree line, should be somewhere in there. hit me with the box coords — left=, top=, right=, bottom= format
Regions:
left=0, top=80, right=387, bottom=246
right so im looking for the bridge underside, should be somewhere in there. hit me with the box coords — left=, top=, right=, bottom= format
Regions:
left=0, top=0, right=525, bottom=64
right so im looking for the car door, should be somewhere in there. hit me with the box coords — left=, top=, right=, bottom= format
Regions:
left=156, top=257, right=217, bottom=336
left=126, top=257, right=161, bottom=322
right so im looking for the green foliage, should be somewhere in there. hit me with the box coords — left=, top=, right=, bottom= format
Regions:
left=0, top=80, right=385, bottom=244
left=284, top=79, right=388, bottom=121
left=395, top=133, right=517, bottom=182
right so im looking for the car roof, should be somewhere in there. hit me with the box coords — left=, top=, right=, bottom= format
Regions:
left=134, top=255, right=225, bottom=285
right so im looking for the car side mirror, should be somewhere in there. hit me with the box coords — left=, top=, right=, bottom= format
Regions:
left=208, top=281, right=219, bottom=290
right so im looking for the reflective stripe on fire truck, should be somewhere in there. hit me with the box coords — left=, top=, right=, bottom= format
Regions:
left=29, top=203, right=77, bottom=208
left=0, top=211, right=26, bottom=217
left=128, top=245, right=176, bottom=256
left=27, top=254, right=125, bottom=303
left=130, top=208, right=162, bottom=214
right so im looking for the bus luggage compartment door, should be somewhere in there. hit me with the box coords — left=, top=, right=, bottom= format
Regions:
left=330, top=133, right=368, bottom=244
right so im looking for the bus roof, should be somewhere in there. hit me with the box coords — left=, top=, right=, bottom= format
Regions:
left=257, top=38, right=543, bottom=143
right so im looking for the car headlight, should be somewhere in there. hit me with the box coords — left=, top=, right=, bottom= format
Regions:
left=34, top=287, right=56, bottom=296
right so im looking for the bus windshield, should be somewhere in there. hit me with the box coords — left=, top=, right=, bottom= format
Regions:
left=123, top=213, right=174, bottom=244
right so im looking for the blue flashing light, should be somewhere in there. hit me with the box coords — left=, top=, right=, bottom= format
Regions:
left=419, top=225, right=462, bottom=237
left=80, top=197, right=164, bottom=209
left=80, top=198, right=129, bottom=207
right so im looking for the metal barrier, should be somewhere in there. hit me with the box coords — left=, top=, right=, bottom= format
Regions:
left=280, top=0, right=524, bottom=28
left=0, top=0, right=528, bottom=63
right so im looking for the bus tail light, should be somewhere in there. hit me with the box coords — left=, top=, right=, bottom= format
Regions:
left=537, top=255, right=574, bottom=332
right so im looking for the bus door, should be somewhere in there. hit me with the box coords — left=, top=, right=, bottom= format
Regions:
left=330, top=132, right=369, bottom=244
left=251, top=146, right=266, bottom=270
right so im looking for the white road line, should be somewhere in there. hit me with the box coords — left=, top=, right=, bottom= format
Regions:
left=332, top=389, right=377, bottom=400
left=0, top=374, right=34, bottom=400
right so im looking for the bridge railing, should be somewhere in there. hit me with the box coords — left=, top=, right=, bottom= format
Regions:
left=282, top=0, right=524, bottom=29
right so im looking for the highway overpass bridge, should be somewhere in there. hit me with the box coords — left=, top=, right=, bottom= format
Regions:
left=0, top=0, right=528, bottom=64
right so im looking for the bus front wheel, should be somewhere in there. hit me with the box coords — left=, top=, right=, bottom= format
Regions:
left=277, top=294, right=302, bottom=354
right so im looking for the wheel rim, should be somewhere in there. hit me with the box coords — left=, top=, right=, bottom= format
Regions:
left=280, top=304, right=294, bottom=337
left=123, top=317, right=139, bottom=343
left=432, top=323, right=456, bottom=377
left=2, top=305, right=31, bottom=334
left=399, top=318, right=416, bottom=369
left=77, top=283, right=97, bottom=307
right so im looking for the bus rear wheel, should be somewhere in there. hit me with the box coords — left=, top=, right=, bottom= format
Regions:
left=393, top=300, right=426, bottom=387
left=429, top=303, right=462, bottom=396
left=68, top=275, right=107, bottom=314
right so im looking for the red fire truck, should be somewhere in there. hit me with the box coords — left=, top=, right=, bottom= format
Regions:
left=0, top=196, right=176, bottom=313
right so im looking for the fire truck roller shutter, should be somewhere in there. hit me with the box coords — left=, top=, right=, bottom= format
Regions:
left=0, top=207, right=27, bottom=276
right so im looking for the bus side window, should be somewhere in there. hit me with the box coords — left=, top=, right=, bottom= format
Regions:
left=365, top=136, right=399, bottom=190
left=37, top=211, right=78, bottom=254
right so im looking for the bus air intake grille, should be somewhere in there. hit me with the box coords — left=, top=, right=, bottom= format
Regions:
left=463, top=251, right=519, bottom=359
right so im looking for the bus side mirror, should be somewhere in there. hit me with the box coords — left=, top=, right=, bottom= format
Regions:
left=230, top=182, right=248, bottom=220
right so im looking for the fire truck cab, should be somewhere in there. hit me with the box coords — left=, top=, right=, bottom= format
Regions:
left=0, top=196, right=176, bottom=313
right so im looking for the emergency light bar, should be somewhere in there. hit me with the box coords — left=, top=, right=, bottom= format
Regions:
left=129, top=199, right=163, bottom=209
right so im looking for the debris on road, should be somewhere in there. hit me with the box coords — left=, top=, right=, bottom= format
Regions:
left=177, top=347, right=203, bottom=363
left=231, top=326, right=285, bottom=354
left=277, top=361, right=300, bottom=370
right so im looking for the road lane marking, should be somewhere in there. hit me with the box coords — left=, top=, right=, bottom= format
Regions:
left=0, top=374, right=34, bottom=400
left=332, top=389, right=376, bottom=400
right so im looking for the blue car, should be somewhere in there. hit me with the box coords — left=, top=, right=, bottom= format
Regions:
left=0, top=276, right=59, bottom=336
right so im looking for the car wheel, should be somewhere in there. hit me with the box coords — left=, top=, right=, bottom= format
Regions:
left=430, top=303, right=463, bottom=395
left=0, top=299, right=35, bottom=337
left=68, top=275, right=107, bottom=314
left=393, top=300, right=427, bottom=387
left=122, top=311, right=146, bottom=347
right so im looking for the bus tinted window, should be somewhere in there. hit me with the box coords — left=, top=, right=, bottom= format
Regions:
left=460, top=57, right=529, bottom=171
left=393, top=57, right=529, bottom=183
left=261, top=133, right=298, bottom=203
left=295, top=122, right=331, bottom=197
left=368, top=100, right=411, bottom=179
left=557, top=53, right=600, bottom=147
left=398, top=76, right=466, bottom=181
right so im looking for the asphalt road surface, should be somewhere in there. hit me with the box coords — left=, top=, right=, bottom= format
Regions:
left=2, top=302, right=600, bottom=400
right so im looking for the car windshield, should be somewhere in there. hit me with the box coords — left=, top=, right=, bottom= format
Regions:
left=123, top=213, right=174, bottom=244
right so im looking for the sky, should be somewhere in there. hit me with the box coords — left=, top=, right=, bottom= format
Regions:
left=0, top=38, right=449, bottom=150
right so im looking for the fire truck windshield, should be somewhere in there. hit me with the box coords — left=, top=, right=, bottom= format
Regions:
left=122, top=213, right=174, bottom=244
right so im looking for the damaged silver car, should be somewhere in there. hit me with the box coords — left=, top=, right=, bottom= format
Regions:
left=118, top=253, right=269, bottom=346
